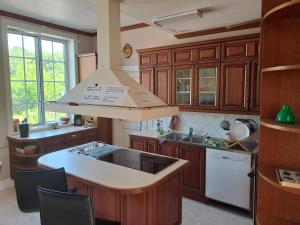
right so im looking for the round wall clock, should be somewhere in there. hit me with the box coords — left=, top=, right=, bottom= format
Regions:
left=123, top=43, right=133, bottom=59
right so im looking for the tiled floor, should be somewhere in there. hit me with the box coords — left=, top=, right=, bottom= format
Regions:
left=0, top=187, right=253, bottom=225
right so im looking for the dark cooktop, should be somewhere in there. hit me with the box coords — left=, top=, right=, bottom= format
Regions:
left=98, top=149, right=178, bottom=174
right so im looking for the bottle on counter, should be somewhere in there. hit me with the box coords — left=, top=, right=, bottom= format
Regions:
left=19, top=118, right=30, bottom=138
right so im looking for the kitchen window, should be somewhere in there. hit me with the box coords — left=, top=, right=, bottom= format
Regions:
left=7, top=31, right=69, bottom=125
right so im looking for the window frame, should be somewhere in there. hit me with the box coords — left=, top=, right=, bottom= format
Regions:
left=6, top=29, right=70, bottom=126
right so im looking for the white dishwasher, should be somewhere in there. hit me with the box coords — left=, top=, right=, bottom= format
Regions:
left=205, top=148, right=252, bottom=210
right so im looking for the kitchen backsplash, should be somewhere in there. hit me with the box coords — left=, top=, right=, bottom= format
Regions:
left=147, top=112, right=260, bottom=139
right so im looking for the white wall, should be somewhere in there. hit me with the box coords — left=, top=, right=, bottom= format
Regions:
left=78, top=34, right=96, bottom=54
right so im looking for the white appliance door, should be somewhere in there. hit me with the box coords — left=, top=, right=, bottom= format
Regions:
left=205, top=148, right=251, bottom=210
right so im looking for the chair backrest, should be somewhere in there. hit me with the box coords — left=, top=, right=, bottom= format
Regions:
left=38, top=187, right=95, bottom=225
left=14, top=168, right=68, bottom=213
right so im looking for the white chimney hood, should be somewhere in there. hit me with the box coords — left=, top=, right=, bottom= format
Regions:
left=46, top=0, right=179, bottom=121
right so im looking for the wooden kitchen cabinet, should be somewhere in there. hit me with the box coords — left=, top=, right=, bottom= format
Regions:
left=173, top=47, right=198, bottom=65
left=77, top=53, right=97, bottom=82
left=138, top=34, right=260, bottom=114
left=67, top=175, right=91, bottom=195
left=194, top=63, right=220, bottom=110
left=155, top=67, right=172, bottom=104
left=222, top=39, right=258, bottom=60
left=139, top=50, right=171, bottom=67
left=250, top=59, right=261, bottom=112
left=172, top=65, right=194, bottom=108
left=180, top=144, right=206, bottom=201
left=147, top=139, right=159, bottom=154
left=139, top=67, right=155, bottom=93
left=129, top=135, right=207, bottom=203
left=130, top=136, right=148, bottom=152
left=198, top=44, right=220, bottom=62
left=159, top=141, right=180, bottom=158
left=140, top=53, right=156, bottom=67
left=8, top=128, right=100, bottom=176
left=220, top=61, right=250, bottom=111
left=156, top=50, right=172, bottom=66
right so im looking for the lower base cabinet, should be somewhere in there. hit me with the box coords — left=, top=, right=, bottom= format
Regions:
left=67, top=172, right=183, bottom=225
left=180, top=144, right=206, bottom=202
left=160, top=141, right=180, bottom=158
left=130, top=135, right=207, bottom=203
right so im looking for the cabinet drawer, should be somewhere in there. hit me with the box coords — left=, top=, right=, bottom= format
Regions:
left=222, top=40, right=258, bottom=59
left=173, top=48, right=198, bottom=65
left=198, top=44, right=220, bottom=62
left=82, top=129, right=99, bottom=143
left=43, top=136, right=65, bottom=152
left=64, top=132, right=83, bottom=147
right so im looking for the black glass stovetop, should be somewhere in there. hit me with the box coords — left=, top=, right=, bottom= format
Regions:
left=98, top=149, right=178, bottom=174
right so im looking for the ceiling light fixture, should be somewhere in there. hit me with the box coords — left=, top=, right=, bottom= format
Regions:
left=153, top=9, right=202, bottom=27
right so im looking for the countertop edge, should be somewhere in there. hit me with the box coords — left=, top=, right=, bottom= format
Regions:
left=38, top=149, right=189, bottom=194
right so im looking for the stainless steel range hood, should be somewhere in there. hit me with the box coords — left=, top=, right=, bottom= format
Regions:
left=46, top=0, right=178, bottom=121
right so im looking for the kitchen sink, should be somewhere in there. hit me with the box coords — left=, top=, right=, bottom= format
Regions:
left=162, top=133, right=187, bottom=141
left=182, top=135, right=205, bottom=144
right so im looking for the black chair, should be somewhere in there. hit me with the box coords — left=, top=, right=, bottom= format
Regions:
left=38, top=187, right=120, bottom=225
left=14, top=168, right=68, bottom=213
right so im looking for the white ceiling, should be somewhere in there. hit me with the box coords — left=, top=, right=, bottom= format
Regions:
left=0, top=0, right=261, bottom=34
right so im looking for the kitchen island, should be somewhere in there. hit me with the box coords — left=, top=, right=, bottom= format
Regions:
left=38, top=142, right=188, bottom=225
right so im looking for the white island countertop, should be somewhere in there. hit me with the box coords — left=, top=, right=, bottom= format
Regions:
left=38, top=147, right=188, bottom=193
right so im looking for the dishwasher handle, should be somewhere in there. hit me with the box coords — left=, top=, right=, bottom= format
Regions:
left=210, top=153, right=248, bottom=161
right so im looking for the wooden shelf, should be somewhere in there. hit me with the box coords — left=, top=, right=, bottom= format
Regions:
left=257, top=213, right=300, bottom=225
left=262, top=64, right=300, bottom=72
left=261, top=119, right=300, bottom=134
left=11, top=162, right=39, bottom=171
left=200, top=77, right=216, bottom=79
left=259, top=165, right=300, bottom=196
left=264, top=0, right=300, bottom=20
left=10, top=151, right=42, bottom=158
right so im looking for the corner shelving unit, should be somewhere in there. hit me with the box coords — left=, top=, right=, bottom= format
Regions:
left=257, top=0, right=300, bottom=224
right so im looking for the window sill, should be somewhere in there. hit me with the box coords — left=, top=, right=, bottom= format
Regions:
left=30, top=123, right=73, bottom=133
left=10, top=123, right=73, bottom=137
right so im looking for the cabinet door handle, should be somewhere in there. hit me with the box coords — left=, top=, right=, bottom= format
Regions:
left=175, top=146, right=180, bottom=157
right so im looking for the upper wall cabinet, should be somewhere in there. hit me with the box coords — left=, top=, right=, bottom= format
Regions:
left=139, top=67, right=155, bottom=93
left=194, top=63, right=220, bottom=110
left=173, top=47, right=198, bottom=65
left=157, top=50, right=172, bottom=66
left=139, top=50, right=171, bottom=67
left=222, top=39, right=259, bottom=60
left=198, top=44, right=220, bottom=62
left=220, top=61, right=250, bottom=111
left=172, top=65, right=194, bottom=108
left=155, top=67, right=172, bottom=104
left=77, top=53, right=97, bottom=82
left=140, top=53, right=156, bottom=67
left=138, top=34, right=260, bottom=115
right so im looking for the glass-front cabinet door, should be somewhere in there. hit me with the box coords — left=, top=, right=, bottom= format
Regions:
left=195, top=64, right=220, bottom=109
left=173, top=66, right=194, bottom=107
